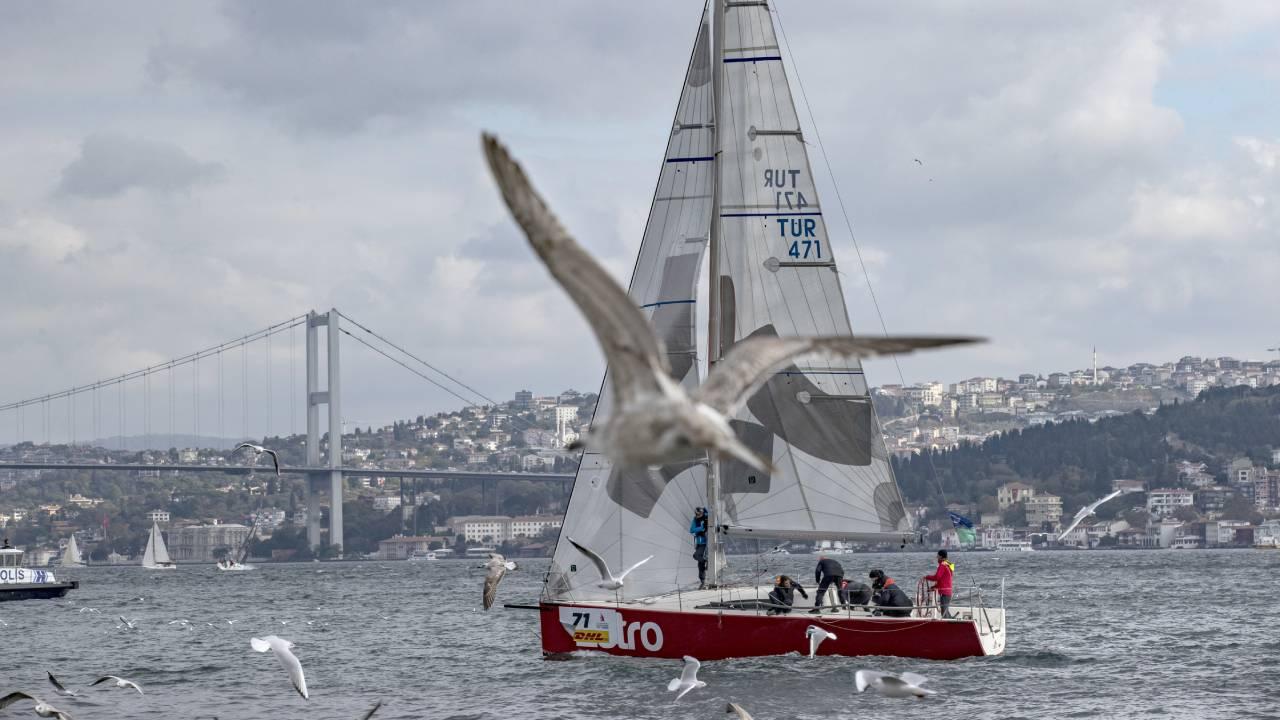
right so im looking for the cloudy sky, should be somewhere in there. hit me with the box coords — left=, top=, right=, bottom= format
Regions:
left=2, top=1, right=1278, bottom=443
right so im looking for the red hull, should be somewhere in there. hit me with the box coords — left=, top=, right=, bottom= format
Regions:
left=539, top=602, right=992, bottom=661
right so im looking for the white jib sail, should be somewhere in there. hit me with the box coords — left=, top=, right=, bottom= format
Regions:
left=544, top=8, right=716, bottom=603
left=62, top=535, right=82, bottom=566
left=712, top=2, right=912, bottom=543
left=143, top=522, right=172, bottom=567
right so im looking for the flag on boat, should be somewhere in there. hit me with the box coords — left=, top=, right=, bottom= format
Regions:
left=949, top=512, right=976, bottom=545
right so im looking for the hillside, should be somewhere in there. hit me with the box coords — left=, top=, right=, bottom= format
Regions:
left=892, top=385, right=1280, bottom=513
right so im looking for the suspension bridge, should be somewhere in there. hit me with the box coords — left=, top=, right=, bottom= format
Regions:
left=0, top=309, right=575, bottom=555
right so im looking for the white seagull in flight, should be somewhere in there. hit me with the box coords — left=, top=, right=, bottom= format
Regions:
left=482, top=134, right=982, bottom=475
left=45, top=673, right=76, bottom=698
left=235, top=443, right=281, bottom=477
left=566, top=537, right=653, bottom=590
left=805, top=625, right=837, bottom=658
left=726, top=703, right=754, bottom=720
left=667, top=656, right=707, bottom=701
left=855, top=670, right=935, bottom=698
left=91, top=676, right=143, bottom=695
left=1057, top=489, right=1129, bottom=541
left=251, top=635, right=309, bottom=700
left=481, top=553, right=517, bottom=611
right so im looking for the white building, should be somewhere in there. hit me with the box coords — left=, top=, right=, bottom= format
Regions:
left=997, top=482, right=1035, bottom=510
left=372, top=496, right=402, bottom=512
left=509, top=515, right=562, bottom=539
left=146, top=509, right=170, bottom=524
left=169, top=523, right=251, bottom=563
left=448, top=515, right=511, bottom=544
left=1147, top=489, right=1194, bottom=517
left=1025, top=494, right=1063, bottom=525
left=554, top=406, right=579, bottom=446
left=179, top=448, right=199, bottom=463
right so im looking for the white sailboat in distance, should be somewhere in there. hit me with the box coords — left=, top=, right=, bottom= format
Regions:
left=60, top=535, right=84, bottom=568
left=141, top=522, right=176, bottom=570
left=531, top=0, right=1005, bottom=662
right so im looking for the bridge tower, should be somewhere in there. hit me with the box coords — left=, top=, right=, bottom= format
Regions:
left=305, top=309, right=343, bottom=555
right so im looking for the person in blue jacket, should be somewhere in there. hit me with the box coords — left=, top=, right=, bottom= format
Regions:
left=690, top=507, right=708, bottom=589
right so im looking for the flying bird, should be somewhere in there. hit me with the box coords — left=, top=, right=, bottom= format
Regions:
left=235, top=442, right=281, bottom=477
left=0, top=692, right=73, bottom=720
left=855, top=670, right=935, bottom=699
left=667, top=656, right=707, bottom=701
left=360, top=701, right=383, bottom=720
left=45, top=672, right=76, bottom=698
left=482, top=553, right=517, bottom=611
left=90, top=676, right=143, bottom=695
left=482, top=133, right=980, bottom=475
left=116, top=616, right=136, bottom=630
left=913, top=158, right=923, bottom=165
left=251, top=635, right=309, bottom=700
left=726, top=702, right=753, bottom=720
left=805, top=625, right=837, bottom=658
left=567, top=537, right=653, bottom=590
left=1057, top=489, right=1129, bottom=541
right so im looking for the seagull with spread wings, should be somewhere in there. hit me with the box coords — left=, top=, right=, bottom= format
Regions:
left=667, top=656, right=707, bottom=701
left=567, top=537, right=653, bottom=590
left=0, top=692, right=73, bottom=720
left=90, top=676, right=143, bottom=695
left=481, top=553, right=517, bottom=611
left=251, top=635, right=308, bottom=700
left=855, top=669, right=935, bottom=698
left=482, top=134, right=981, bottom=474
left=235, top=443, right=281, bottom=477
left=1057, top=489, right=1130, bottom=541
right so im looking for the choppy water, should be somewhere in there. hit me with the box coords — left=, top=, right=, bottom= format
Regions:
left=3, top=549, right=1279, bottom=719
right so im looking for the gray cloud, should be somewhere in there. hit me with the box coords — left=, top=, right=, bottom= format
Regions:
left=56, top=134, right=224, bottom=199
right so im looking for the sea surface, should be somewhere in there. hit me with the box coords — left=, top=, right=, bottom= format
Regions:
left=3, top=549, right=1279, bottom=719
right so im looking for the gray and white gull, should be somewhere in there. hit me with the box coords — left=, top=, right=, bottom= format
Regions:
left=482, top=133, right=981, bottom=474
left=1057, top=489, right=1133, bottom=541
left=90, top=676, right=143, bottom=695
left=805, top=625, right=837, bottom=658
left=0, top=692, right=73, bottom=720
left=855, top=669, right=934, bottom=698
left=481, top=553, right=517, bottom=611
left=667, top=655, right=706, bottom=701
left=235, top=443, right=281, bottom=477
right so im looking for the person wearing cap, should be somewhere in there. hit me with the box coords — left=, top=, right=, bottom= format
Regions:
left=924, top=549, right=955, bottom=618
left=766, top=574, right=808, bottom=615
left=690, top=507, right=709, bottom=589
left=809, top=555, right=845, bottom=614
left=868, top=568, right=913, bottom=617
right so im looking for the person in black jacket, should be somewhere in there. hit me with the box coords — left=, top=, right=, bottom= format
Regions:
left=868, top=568, right=913, bottom=617
left=766, top=575, right=808, bottom=615
left=810, top=556, right=845, bottom=613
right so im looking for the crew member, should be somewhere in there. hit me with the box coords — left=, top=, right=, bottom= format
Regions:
left=811, top=555, right=845, bottom=613
left=869, top=568, right=913, bottom=617
left=924, top=549, right=955, bottom=618
left=842, top=579, right=873, bottom=607
left=767, top=575, right=808, bottom=615
left=690, top=507, right=708, bottom=589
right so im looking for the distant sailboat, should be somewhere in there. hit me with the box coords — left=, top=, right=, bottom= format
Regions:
left=217, top=525, right=257, bottom=571
left=141, top=522, right=176, bottom=570
left=60, top=535, right=84, bottom=567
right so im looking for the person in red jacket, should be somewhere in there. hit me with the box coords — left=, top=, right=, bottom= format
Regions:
left=924, top=549, right=955, bottom=618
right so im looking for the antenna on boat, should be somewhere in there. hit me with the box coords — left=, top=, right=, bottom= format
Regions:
left=705, top=0, right=727, bottom=588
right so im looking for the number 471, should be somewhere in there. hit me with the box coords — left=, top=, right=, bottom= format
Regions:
left=788, top=240, right=821, bottom=259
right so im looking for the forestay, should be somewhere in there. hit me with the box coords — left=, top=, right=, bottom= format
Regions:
left=543, top=8, right=716, bottom=602
left=713, top=2, right=912, bottom=543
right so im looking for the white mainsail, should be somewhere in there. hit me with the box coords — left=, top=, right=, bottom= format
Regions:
left=142, top=521, right=174, bottom=568
left=61, top=535, right=83, bottom=567
left=544, top=8, right=716, bottom=603
left=712, top=2, right=911, bottom=543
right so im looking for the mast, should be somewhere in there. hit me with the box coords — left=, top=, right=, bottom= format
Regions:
left=705, top=0, right=726, bottom=586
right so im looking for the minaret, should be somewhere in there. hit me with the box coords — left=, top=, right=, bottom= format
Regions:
left=1092, top=346, right=1098, bottom=386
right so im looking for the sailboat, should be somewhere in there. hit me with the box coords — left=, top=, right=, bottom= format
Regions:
left=60, top=535, right=84, bottom=568
left=217, top=525, right=257, bottom=571
left=536, top=1, right=1005, bottom=661
left=141, top=522, right=176, bottom=570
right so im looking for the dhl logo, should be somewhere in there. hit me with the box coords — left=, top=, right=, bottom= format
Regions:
left=573, top=629, right=609, bottom=643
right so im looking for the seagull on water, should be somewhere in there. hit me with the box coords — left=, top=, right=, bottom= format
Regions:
left=482, top=553, right=517, bottom=611
left=235, top=442, right=281, bottom=477
left=805, top=625, right=837, bottom=658
left=855, top=670, right=935, bottom=699
left=566, top=537, right=652, bottom=590
left=482, top=134, right=980, bottom=475
left=667, top=656, right=706, bottom=701
left=90, top=676, right=143, bottom=695
left=725, top=702, right=753, bottom=720
left=77, top=607, right=99, bottom=614
left=0, top=692, right=73, bottom=719
left=1057, top=489, right=1131, bottom=541
left=45, top=672, right=76, bottom=698
left=116, top=616, right=136, bottom=630
left=251, top=635, right=309, bottom=700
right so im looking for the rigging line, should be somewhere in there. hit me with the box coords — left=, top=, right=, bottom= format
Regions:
left=773, top=3, right=948, bottom=508
left=335, top=312, right=489, bottom=407
left=242, top=341, right=248, bottom=441
left=338, top=329, right=484, bottom=411
left=265, top=332, right=272, bottom=439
